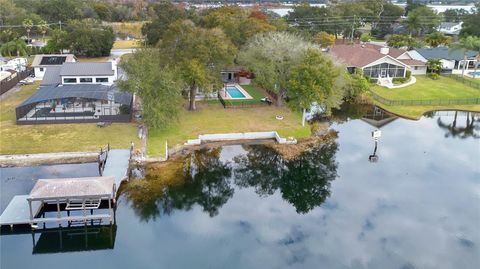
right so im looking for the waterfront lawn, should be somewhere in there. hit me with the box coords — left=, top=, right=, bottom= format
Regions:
left=371, top=76, right=480, bottom=119
left=0, top=83, right=140, bottom=155
left=371, top=76, right=480, bottom=100
left=147, top=103, right=310, bottom=157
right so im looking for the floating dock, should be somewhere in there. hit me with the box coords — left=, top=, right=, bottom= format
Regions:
left=0, top=147, right=131, bottom=228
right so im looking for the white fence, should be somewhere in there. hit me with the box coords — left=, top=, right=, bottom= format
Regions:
left=185, top=131, right=297, bottom=145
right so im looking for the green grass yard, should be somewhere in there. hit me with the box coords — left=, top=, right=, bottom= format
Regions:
left=147, top=103, right=311, bottom=157
left=371, top=76, right=480, bottom=119
left=0, top=83, right=140, bottom=155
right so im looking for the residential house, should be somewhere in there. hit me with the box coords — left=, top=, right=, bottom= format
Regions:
left=16, top=60, right=131, bottom=125
left=414, top=47, right=479, bottom=75
left=31, top=54, right=76, bottom=80
left=330, top=44, right=427, bottom=86
left=0, top=58, right=28, bottom=72
left=41, top=61, right=118, bottom=86
left=438, top=22, right=463, bottom=36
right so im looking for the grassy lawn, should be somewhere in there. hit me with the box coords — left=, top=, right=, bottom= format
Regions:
left=464, top=76, right=480, bottom=87
left=373, top=102, right=480, bottom=120
left=113, top=40, right=143, bottom=49
left=0, top=83, right=140, bottom=155
left=77, top=56, right=112, bottom=62
left=107, top=22, right=144, bottom=39
left=148, top=103, right=311, bottom=157
left=371, top=76, right=480, bottom=100
left=371, top=76, right=480, bottom=119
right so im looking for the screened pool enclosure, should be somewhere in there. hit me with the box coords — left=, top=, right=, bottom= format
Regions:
left=15, top=84, right=133, bottom=124
left=362, top=63, right=406, bottom=78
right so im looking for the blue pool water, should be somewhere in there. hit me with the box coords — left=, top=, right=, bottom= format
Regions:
left=226, top=86, right=246, bottom=98
left=468, top=71, right=480, bottom=76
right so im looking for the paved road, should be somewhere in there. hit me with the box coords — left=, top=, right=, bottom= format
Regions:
left=110, top=48, right=137, bottom=60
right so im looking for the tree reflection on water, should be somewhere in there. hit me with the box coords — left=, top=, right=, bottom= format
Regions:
left=234, top=139, right=338, bottom=214
left=437, top=111, right=480, bottom=139
left=124, top=138, right=339, bottom=221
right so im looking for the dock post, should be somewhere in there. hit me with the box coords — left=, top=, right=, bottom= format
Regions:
left=56, top=199, right=61, bottom=227
left=108, top=198, right=113, bottom=224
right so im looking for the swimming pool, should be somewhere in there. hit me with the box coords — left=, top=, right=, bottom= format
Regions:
left=467, top=71, right=480, bottom=76
left=225, top=86, right=246, bottom=98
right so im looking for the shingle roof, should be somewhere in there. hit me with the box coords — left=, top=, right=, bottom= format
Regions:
left=40, top=66, right=62, bottom=86
left=399, top=59, right=426, bottom=66
left=415, top=47, right=478, bottom=61
left=330, top=44, right=407, bottom=68
left=28, top=176, right=115, bottom=200
left=18, top=84, right=132, bottom=108
left=31, top=54, right=76, bottom=67
left=60, top=62, right=114, bottom=76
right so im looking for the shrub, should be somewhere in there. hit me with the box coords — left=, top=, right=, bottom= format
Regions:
left=429, top=73, right=440, bottom=80
left=393, top=77, right=407, bottom=84
left=406, top=70, right=411, bottom=79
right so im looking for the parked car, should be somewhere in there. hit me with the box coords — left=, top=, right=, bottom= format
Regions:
left=19, top=78, right=34, bottom=85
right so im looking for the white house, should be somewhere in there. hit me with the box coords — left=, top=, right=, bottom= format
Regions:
left=330, top=44, right=427, bottom=87
left=438, top=22, right=463, bottom=35
left=31, top=54, right=76, bottom=80
left=41, top=61, right=118, bottom=86
left=0, top=58, right=28, bottom=72
left=415, top=47, right=479, bottom=75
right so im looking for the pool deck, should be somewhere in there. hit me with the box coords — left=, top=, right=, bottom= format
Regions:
left=0, top=148, right=131, bottom=228
left=222, top=84, right=253, bottom=100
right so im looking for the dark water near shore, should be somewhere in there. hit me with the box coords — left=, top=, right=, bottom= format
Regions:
left=1, top=108, right=479, bottom=269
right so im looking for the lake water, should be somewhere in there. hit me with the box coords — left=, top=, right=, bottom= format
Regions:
left=1, top=107, right=479, bottom=269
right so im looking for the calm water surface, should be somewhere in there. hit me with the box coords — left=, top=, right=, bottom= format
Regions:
left=1, top=109, right=479, bottom=269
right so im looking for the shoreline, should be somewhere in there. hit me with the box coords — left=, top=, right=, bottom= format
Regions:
left=0, top=152, right=98, bottom=168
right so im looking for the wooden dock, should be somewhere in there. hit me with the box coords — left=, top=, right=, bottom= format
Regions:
left=0, top=146, right=131, bottom=228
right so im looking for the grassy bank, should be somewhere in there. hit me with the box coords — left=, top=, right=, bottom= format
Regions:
left=0, top=83, right=140, bottom=155
left=113, top=40, right=143, bottom=49
left=148, top=103, right=310, bottom=157
left=371, top=76, right=480, bottom=119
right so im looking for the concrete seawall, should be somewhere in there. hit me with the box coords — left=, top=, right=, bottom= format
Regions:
left=0, top=152, right=98, bottom=167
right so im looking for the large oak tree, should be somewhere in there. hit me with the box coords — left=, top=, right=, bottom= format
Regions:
left=158, top=20, right=236, bottom=111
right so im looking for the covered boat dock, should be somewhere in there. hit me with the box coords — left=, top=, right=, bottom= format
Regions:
left=0, top=147, right=131, bottom=229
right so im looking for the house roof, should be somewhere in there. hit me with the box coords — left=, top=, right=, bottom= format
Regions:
left=330, top=44, right=407, bottom=68
left=40, top=66, right=62, bottom=86
left=439, top=22, right=461, bottom=28
left=18, top=84, right=132, bottom=108
left=28, top=176, right=115, bottom=200
left=415, top=47, right=478, bottom=61
left=31, top=54, right=76, bottom=67
left=60, top=62, right=114, bottom=76
left=398, top=59, right=426, bottom=66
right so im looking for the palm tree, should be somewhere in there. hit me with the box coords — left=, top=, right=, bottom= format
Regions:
left=425, top=31, right=451, bottom=48
left=37, top=20, right=49, bottom=42
left=0, top=39, right=28, bottom=56
left=22, top=18, right=34, bottom=41
left=426, top=59, right=441, bottom=79
left=450, top=36, right=480, bottom=77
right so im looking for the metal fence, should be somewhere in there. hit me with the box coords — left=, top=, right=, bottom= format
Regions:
left=217, top=92, right=269, bottom=109
left=0, top=69, right=33, bottom=95
left=442, top=74, right=480, bottom=90
left=369, top=90, right=480, bottom=106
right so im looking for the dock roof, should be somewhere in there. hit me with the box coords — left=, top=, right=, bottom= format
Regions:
left=28, top=176, right=115, bottom=200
